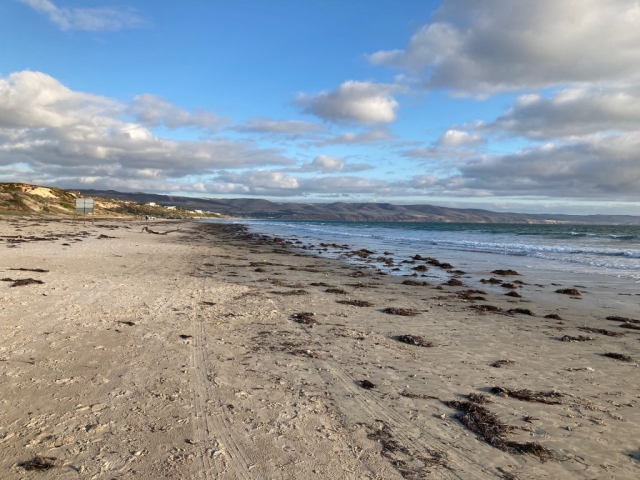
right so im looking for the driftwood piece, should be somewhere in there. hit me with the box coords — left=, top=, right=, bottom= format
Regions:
left=142, top=226, right=181, bottom=235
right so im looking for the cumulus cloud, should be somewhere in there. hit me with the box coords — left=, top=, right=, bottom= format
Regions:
left=442, top=133, right=640, bottom=198
left=437, top=129, right=484, bottom=147
left=0, top=71, right=293, bottom=188
left=20, top=0, right=145, bottom=31
left=311, top=127, right=396, bottom=147
left=232, top=118, right=326, bottom=135
left=484, top=88, right=640, bottom=139
left=368, top=0, right=640, bottom=94
left=300, top=155, right=344, bottom=173
left=297, top=81, right=404, bottom=125
left=128, top=94, right=226, bottom=131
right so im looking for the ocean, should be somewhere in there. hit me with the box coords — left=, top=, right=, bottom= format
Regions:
left=221, top=220, right=640, bottom=287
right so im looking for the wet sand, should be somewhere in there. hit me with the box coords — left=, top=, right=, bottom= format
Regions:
left=1, top=218, right=639, bottom=479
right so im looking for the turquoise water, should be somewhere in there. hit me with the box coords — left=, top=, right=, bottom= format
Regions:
left=227, top=220, right=640, bottom=283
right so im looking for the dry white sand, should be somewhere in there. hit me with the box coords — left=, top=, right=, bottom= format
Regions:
left=1, top=218, right=638, bottom=479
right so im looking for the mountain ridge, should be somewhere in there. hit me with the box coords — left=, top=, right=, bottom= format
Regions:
left=76, top=189, right=640, bottom=225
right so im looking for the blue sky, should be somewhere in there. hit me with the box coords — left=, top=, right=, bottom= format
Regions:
left=1, top=0, right=640, bottom=214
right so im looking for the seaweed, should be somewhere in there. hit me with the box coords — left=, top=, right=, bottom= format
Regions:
left=504, top=291, right=522, bottom=298
left=291, top=312, right=318, bottom=325
left=402, top=280, right=430, bottom=287
left=492, top=269, right=520, bottom=276
left=271, top=289, right=309, bottom=296
left=359, top=380, right=376, bottom=389
left=506, top=308, right=534, bottom=316
left=578, top=326, right=624, bottom=337
left=490, top=359, right=515, bottom=368
left=560, top=335, right=593, bottom=342
left=382, top=307, right=420, bottom=316
left=606, top=315, right=640, bottom=324
left=603, top=352, right=633, bottom=362
left=544, top=314, right=563, bottom=320
left=17, top=456, right=58, bottom=471
left=556, top=288, right=581, bottom=296
left=325, top=288, right=348, bottom=295
left=471, top=304, right=502, bottom=313
left=620, top=322, right=640, bottom=330
left=490, top=387, right=563, bottom=405
left=444, top=278, right=464, bottom=287
left=412, top=265, right=429, bottom=271
left=337, top=299, right=374, bottom=307
left=394, top=335, right=434, bottom=347
left=8, top=268, right=49, bottom=273
left=468, top=392, right=491, bottom=404
left=1, top=278, right=44, bottom=287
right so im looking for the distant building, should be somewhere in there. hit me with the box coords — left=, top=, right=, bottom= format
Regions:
left=194, top=209, right=204, bottom=214
left=166, top=206, right=177, bottom=210
left=146, top=202, right=157, bottom=206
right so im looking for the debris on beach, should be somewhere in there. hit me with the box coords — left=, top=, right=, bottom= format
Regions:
left=367, top=422, right=447, bottom=477
left=606, top=315, right=640, bottom=324
left=402, top=280, right=431, bottom=286
left=468, top=392, right=491, bottom=404
left=9, top=268, right=49, bottom=273
left=560, top=335, right=594, bottom=342
left=17, top=456, right=58, bottom=471
left=471, top=304, right=502, bottom=313
left=603, top=352, right=634, bottom=362
left=492, top=269, right=520, bottom=276
left=480, top=277, right=503, bottom=284
left=179, top=334, right=193, bottom=339
left=490, top=387, right=563, bottom=405
left=506, top=308, right=534, bottom=316
left=578, top=326, right=624, bottom=337
left=118, top=320, right=136, bottom=326
left=412, top=265, right=429, bottom=271
left=270, top=289, right=309, bottom=296
left=290, top=312, right=318, bottom=325
left=445, top=400, right=553, bottom=459
left=1, top=277, right=44, bottom=287
left=501, top=283, right=517, bottom=289
left=504, top=291, right=522, bottom=298
left=394, top=335, right=434, bottom=347
left=544, top=314, right=563, bottom=320
left=490, top=360, right=515, bottom=368
left=556, top=288, right=581, bottom=296
left=325, top=287, right=348, bottom=294
left=358, top=379, right=376, bottom=389
left=336, top=299, right=374, bottom=307
left=620, top=322, right=640, bottom=330
left=444, top=278, right=464, bottom=287
left=382, top=307, right=420, bottom=316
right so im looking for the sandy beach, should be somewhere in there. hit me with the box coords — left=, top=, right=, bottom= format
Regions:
left=1, top=218, right=639, bottom=479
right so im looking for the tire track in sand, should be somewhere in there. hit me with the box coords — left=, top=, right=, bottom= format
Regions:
left=189, top=274, right=257, bottom=480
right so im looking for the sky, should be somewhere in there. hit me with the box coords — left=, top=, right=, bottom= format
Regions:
left=1, top=0, right=640, bottom=214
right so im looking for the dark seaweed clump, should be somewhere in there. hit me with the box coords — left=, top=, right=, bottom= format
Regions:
left=394, top=335, right=434, bottom=347
left=603, top=352, right=633, bottom=362
left=556, top=288, right=581, bottom=296
left=382, top=307, right=420, bottom=316
left=490, top=359, right=515, bottom=368
left=492, top=269, right=520, bottom=276
left=336, top=299, right=374, bottom=307
left=506, top=308, right=534, bottom=316
left=490, top=387, right=563, bottom=405
left=291, top=312, right=318, bottom=325
left=578, top=326, right=624, bottom=337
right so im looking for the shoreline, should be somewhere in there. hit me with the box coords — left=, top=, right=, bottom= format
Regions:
left=1, top=218, right=638, bottom=479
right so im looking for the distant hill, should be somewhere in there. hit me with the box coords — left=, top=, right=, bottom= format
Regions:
left=0, top=183, right=213, bottom=218
left=77, top=188, right=640, bottom=225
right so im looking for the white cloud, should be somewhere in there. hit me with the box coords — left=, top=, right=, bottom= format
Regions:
left=20, top=0, right=145, bottom=31
left=442, top=133, right=640, bottom=197
left=0, top=71, right=294, bottom=187
left=300, top=155, right=345, bottom=173
left=128, top=94, right=226, bottom=131
left=296, top=81, right=404, bottom=125
left=368, top=0, right=640, bottom=94
left=232, top=118, right=325, bottom=135
left=311, top=127, right=396, bottom=147
left=437, top=129, right=484, bottom=147
left=485, top=87, right=640, bottom=139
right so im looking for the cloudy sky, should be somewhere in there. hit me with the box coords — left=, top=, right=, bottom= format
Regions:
left=1, top=0, right=640, bottom=214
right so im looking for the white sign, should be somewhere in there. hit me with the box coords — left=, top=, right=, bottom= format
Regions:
left=75, top=198, right=94, bottom=214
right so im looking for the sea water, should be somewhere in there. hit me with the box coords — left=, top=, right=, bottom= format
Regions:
left=221, top=220, right=640, bottom=288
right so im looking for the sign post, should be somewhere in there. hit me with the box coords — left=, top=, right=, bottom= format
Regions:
left=75, top=198, right=94, bottom=224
